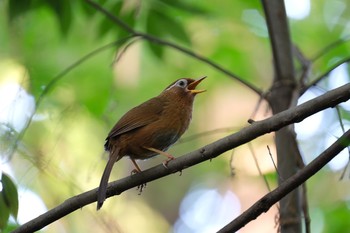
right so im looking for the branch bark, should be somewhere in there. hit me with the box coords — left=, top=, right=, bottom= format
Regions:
left=12, top=83, right=350, bottom=233
left=261, top=0, right=295, bottom=83
left=261, top=1, right=304, bottom=231
left=218, top=128, right=350, bottom=233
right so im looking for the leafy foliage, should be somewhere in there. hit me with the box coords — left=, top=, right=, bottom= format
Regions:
left=2, top=0, right=350, bottom=232
left=0, top=173, right=18, bottom=231
left=8, top=0, right=73, bottom=34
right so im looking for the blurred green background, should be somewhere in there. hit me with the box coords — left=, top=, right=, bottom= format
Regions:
left=1, top=0, right=350, bottom=232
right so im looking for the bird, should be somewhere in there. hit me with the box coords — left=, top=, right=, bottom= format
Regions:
left=97, top=77, right=206, bottom=210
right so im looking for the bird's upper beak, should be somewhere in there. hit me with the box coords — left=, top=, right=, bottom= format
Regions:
left=188, top=76, right=206, bottom=94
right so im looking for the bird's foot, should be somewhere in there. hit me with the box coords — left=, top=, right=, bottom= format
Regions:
left=131, top=169, right=140, bottom=175
left=162, top=156, right=175, bottom=169
left=130, top=168, right=147, bottom=194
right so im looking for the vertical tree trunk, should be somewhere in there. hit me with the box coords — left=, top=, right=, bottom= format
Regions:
left=270, top=87, right=303, bottom=233
left=261, top=1, right=304, bottom=232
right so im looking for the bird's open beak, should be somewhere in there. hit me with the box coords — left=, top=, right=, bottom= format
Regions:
left=188, top=76, right=206, bottom=94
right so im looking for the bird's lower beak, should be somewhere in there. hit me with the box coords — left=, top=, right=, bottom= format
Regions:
left=188, top=76, right=207, bottom=94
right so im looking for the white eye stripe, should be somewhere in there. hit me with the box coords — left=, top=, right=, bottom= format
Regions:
left=166, top=79, right=188, bottom=91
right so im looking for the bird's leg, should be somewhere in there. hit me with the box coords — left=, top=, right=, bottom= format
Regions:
left=130, top=158, right=146, bottom=193
left=130, top=158, right=142, bottom=174
left=143, top=146, right=175, bottom=168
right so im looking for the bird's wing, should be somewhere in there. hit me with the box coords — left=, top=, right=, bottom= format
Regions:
left=107, top=96, right=165, bottom=139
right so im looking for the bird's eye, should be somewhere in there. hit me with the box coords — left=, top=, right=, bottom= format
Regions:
left=177, top=79, right=187, bottom=88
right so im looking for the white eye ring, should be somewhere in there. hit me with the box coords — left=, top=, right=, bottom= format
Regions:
left=176, top=79, right=187, bottom=88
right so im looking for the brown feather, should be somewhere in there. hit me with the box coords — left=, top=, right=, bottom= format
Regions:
left=105, top=97, right=164, bottom=150
left=97, top=77, right=206, bottom=210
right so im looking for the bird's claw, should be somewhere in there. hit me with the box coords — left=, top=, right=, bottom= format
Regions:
left=137, top=183, right=147, bottom=194
left=131, top=169, right=140, bottom=175
left=162, top=157, right=175, bottom=169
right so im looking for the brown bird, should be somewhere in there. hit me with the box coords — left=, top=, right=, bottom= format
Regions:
left=97, top=77, right=206, bottom=210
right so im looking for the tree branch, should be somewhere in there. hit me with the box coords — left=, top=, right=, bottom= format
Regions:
left=261, top=0, right=295, bottom=84
left=261, top=1, right=303, bottom=232
left=12, top=83, right=350, bottom=233
left=218, top=128, right=350, bottom=233
left=301, top=57, right=350, bottom=95
left=84, top=0, right=264, bottom=96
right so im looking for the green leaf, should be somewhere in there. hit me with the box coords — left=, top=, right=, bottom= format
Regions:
left=1, top=222, right=19, bottom=233
left=1, top=173, right=19, bottom=219
left=145, top=8, right=191, bottom=58
left=81, top=0, right=109, bottom=16
left=0, top=193, right=10, bottom=231
left=96, top=1, right=123, bottom=37
left=158, top=0, right=209, bottom=15
left=97, top=1, right=136, bottom=38
left=46, top=0, right=73, bottom=35
left=8, top=0, right=33, bottom=22
left=146, top=8, right=191, bottom=44
left=146, top=41, right=164, bottom=58
left=322, top=203, right=350, bottom=233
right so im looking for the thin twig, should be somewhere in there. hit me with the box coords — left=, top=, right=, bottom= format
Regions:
left=248, top=143, right=271, bottom=192
left=111, top=37, right=142, bottom=66
left=293, top=45, right=312, bottom=88
left=336, top=106, right=350, bottom=180
left=9, top=37, right=133, bottom=160
left=267, top=145, right=280, bottom=178
left=301, top=182, right=311, bottom=233
left=84, top=0, right=264, bottom=96
left=311, top=35, right=350, bottom=62
left=249, top=94, right=266, bottom=121
left=35, top=37, right=133, bottom=107
left=229, top=149, right=235, bottom=177
left=301, top=56, right=350, bottom=95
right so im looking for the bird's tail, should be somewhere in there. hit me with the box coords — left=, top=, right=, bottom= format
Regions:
left=97, top=147, right=120, bottom=210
